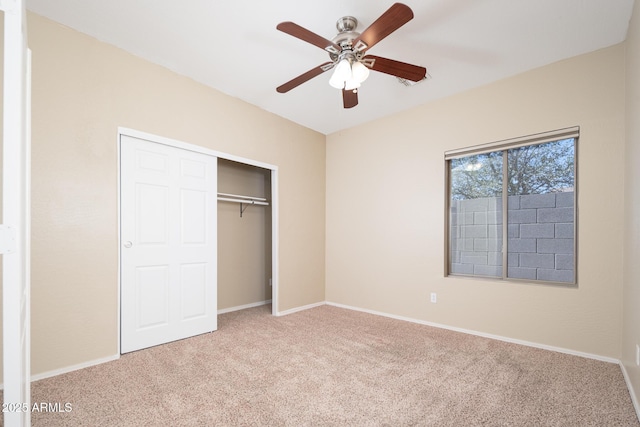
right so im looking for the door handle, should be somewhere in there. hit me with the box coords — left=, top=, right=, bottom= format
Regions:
left=123, top=241, right=133, bottom=248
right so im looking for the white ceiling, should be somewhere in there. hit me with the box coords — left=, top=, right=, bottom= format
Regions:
left=26, top=0, right=635, bottom=135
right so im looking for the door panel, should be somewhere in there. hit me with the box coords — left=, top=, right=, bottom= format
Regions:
left=136, top=265, right=170, bottom=329
left=180, top=263, right=207, bottom=319
left=181, top=189, right=207, bottom=244
left=121, top=135, right=217, bottom=353
left=136, top=183, right=168, bottom=244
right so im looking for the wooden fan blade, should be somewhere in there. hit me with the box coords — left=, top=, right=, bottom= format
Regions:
left=277, top=22, right=341, bottom=54
left=342, top=89, right=358, bottom=109
left=352, top=3, right=414, bottom=52
left=276, top=62, right=334, bottom=93
left=365, top=55, right=426, bottom=82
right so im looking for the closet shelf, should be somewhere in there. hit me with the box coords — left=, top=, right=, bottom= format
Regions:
left=217, top=192, right=269, bottom=217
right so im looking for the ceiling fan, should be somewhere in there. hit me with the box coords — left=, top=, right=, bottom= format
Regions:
left=276, top=3, right=427, bottom=109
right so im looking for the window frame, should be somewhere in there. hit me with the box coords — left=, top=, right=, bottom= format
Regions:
left=444, top=127, right=579, bottom=286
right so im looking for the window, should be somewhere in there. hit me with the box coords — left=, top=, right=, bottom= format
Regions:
left=445, top=128, right=577, bottom=285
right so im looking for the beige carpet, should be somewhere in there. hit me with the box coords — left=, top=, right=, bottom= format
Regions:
left=9, top=304, right=640, bottom=426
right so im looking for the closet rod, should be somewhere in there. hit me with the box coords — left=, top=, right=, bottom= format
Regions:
left=217, top=192, right=267, bottom=202
left=217, top=197, right=269, bottom=206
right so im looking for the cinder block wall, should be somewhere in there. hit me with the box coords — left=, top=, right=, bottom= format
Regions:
left=450, top=192, right=575, bottom=282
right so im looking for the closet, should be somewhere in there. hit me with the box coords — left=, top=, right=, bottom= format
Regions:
left=217, top=159, right=272, bottom=312
left=119, top=129, right=279, bottom=353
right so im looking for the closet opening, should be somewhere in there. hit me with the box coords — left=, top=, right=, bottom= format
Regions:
left=118, top=127, right=280, bottom=355
left=217, top=158, right=273, bottom=315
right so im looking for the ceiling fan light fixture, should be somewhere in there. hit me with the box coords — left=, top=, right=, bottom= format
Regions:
left=329, top=72, right=345, bottom=89
left=329, top=57, right=369, bottom=90
left=329, top=58, right=352, bottom=88
left=351, top=60, right=370, bottom=83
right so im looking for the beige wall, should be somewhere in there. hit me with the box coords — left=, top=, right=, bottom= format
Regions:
left=27, top=13, right=325, bottom=377
left=218, top=159, right=272, bottom=310
left=623, top=0, right=640, bottom=413
left=326, top=45, right=626, bottom=358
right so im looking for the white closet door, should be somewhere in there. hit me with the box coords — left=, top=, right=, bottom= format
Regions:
left=120, top=135, right=217, bottom=353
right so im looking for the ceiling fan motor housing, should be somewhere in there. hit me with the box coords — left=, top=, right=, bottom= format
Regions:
left=336, top=16, right=357, bottom=32
left=332, top=16, right=360, bottom=52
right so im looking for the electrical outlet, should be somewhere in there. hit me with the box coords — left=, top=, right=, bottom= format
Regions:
left=430, top=293, right=437, bottom=303
left=636, top=344, right=640, bottom=367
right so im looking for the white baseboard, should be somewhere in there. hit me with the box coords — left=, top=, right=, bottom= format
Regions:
left=218, top=299, right=272, bottom=315
left=275, top=301, right=325, bottom=316
left=30, top=354, right=120, bottom=384
left=326, top=301, right=619, bottom=364
left=620, top=362, right=640, bottom=422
